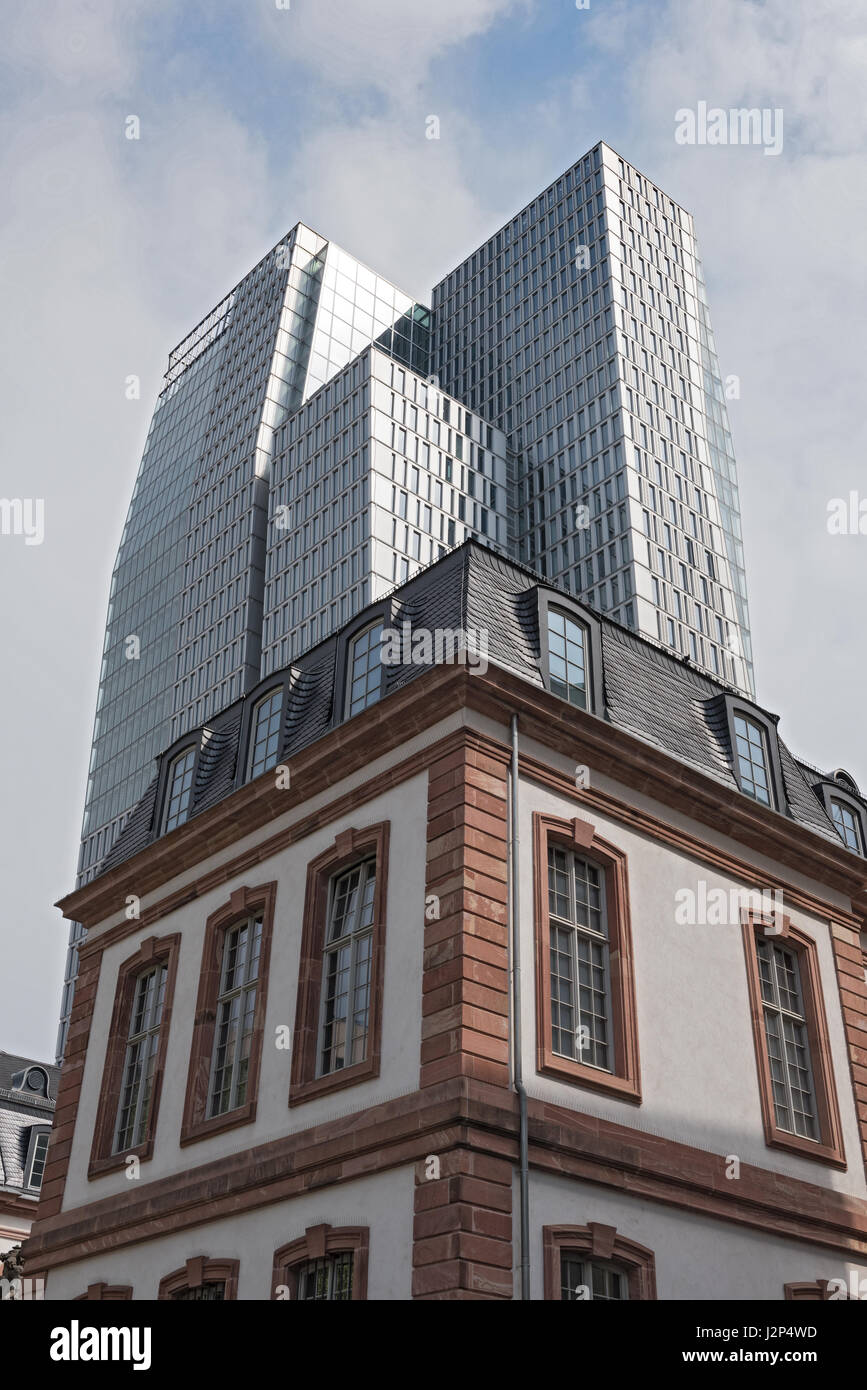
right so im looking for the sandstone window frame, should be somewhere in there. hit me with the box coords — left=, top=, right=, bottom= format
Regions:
left=289, top=824, right=389, bottom=1108
left=543, top=1223, right=657, bottom=1300
left=741, top=911, right=846, bottom=1169
left=158, top=1256, right=239, bottom=1301
left=784, top=1279, right=832, bottom=1301
left=271, top=1224, right=369, bottom=1301
left=534, top=813, right=641, bottom=1102
left=73, top=1283, right=133, bottom=1301
left=180, top=882, right=277, bottom=1147
left=88, top=933, right=181, bottom=1180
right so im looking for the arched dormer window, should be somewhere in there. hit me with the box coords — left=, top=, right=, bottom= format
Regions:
left=547, top=607, right=590, bottom=708
left=537, top=591, right=604, bottom=716
left=333, top=599, right=396, bottom=726
left=813, top=774, right=866, bottom=856
left=346, top=621, right=385, bottom=717
left=163, top=745, right=197, bottom=832
left=722, top=699, right=786, bottom=813
left=248, top=689, right=283, bottom=780
left=733, top=712, right=773, bottom=806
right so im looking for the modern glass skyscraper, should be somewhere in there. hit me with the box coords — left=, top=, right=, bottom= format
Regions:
left=57, top=225, right=432, bottom=1061
left=262, top=347, right=509, bottom=671
left=57, top=143, right=754, bottom=1060
left=431, top=140, right=753, bottom=696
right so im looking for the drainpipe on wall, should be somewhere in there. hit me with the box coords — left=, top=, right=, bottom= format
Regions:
left=510, top=713, right=531, bottom=1300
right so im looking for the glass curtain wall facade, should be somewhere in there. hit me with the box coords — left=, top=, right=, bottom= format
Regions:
left=57, top=228, right=431, bottom=1061
left=263, top=347, right=509, bottom=670
left=430, top=140, right=753, bottom=696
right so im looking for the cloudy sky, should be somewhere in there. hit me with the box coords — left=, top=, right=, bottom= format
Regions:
left=1, top=0, right=864, bottom=1060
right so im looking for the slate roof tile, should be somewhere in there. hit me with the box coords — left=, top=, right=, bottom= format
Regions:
left=95, top=540, right=864, bottom=877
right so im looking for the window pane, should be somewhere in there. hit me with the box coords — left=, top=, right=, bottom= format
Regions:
left=560, top=1254, right=628, bottom=1301
left=173, top=1282, right=225, bottom=1301
left=548, top=609, right=588, bottom=709
left=29, top=1131, right=50, bottom=1188
left=759, top=941, right=818, bottom=1140
left=733, top=715, right=771, bottom=805
left=297, top=1252, right=354, bottom=1301
left=831, top=799, right=862, bottom=852
left=319, top=861, right=376, bottom=1075
left=348, top=623, right=383, bottom=716
left=548, top=846, right=610, bottom=1070
left=207, top=917, right=262, bottom=1118
left=249, top=690, right=283, bottom=779
left=165, top=747, right=196, bottom=831
left=115, top=963, right=167, bottom=1151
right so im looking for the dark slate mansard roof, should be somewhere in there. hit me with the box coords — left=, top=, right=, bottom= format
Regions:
left=0, top=1052, right=59, bottom=1192
left=99, top=540, right=865, bottom=875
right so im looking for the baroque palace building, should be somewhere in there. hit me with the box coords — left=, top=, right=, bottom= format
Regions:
left=25, top=543, right=867, bottom=1300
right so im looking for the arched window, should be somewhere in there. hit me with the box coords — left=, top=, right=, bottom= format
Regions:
left=158, top=1258, right=239, bottom=1301
left=830, top=797, right=863, bottom=853
left=732, top=713, right=772, bottom=806
left=547, top=607, right=590, bottom=709
left=347, top=622, right=384, bottom=716
left=272, top=1225, right=369, bottom=1301
left=248, top=689, right=283, bottom=779
left=163, top=746, right=196, bottom=831
left=543, top=1224, right=656, bottom=1300
left=720, top=698, right=786, bottom=812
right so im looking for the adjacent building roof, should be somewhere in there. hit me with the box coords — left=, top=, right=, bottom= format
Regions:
left=99, top=540, right=865, bottom=876
left=0, top=1052, right=59, bottom=1193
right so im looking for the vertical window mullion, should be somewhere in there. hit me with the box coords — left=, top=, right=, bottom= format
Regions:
left=318, top=860, right=375, bottom=1076
left=208, top=919, right=261, bottom=1119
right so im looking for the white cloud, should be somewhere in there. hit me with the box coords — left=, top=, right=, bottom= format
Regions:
left=575, top=0, right=867, bottom=779
left=259, top=0, right=529, bottom=95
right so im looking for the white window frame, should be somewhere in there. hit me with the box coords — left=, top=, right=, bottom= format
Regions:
left=346, top=622, right=384, bottom=717
left=164, top=746, right=196, bottom=832
left=547, top=845, right=612, bottom=1072
left=547, top=607, right=590, bottom=710
left=248, top=689, right=283, bottom=780
left=830, top=797, right=863, bottom=853
left=733, top=712, right=772, bottom=806
left=756, top=938, right=818, bottom=1141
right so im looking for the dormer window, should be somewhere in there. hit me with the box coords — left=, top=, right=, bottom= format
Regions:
left=248, top=690, right=283, bottom=780
left=720, top=698, right=785, bottom=814
left=538, top=591, right=604, bottom=716
left=164, top=747, right=196, bottom=831
left=347, top=622, right=384, bottom=717
left=830, top=798, right=863, bottom=853
left=733, top=713, right=772, bottom=806
left=811, top=771, right=865, bottom=855
left=547, top=608, right=589, bottom=710
left=25, top=1127, right=51, bottom=1189
left=13, top=1065, right=50, bottom=1099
